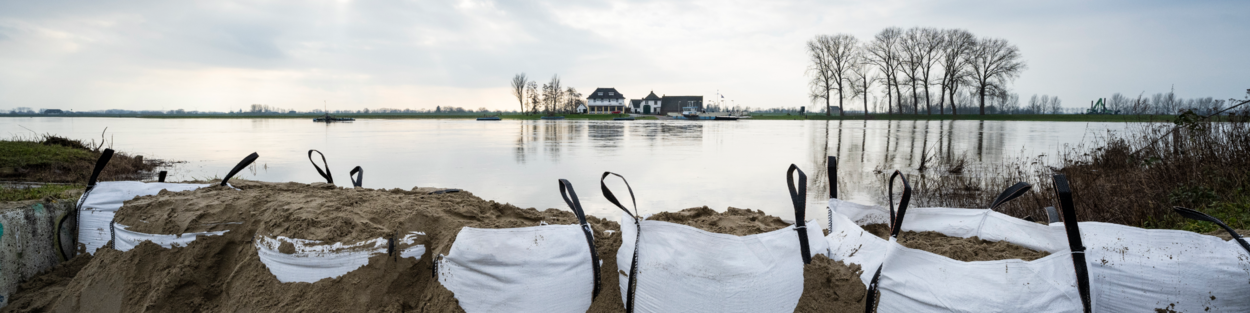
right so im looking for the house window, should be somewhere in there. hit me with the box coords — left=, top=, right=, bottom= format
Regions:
left=598, top=92, right=602, bottom=96
left=609, top=92, right=614, bottom=95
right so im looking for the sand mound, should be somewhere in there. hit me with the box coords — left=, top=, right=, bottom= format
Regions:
left=646, top=206, right=790, bottom=236
left=3, top=181, right=622, bottom=312
left=862, top=224, right=1050, bottom=261
left=796, top=254, right=868, bottom=313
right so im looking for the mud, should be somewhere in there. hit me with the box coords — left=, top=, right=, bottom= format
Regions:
left=795, top=254, right=868, bottom=313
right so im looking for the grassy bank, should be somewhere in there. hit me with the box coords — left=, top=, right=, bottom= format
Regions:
left=0, top=135, right=159, bottom=185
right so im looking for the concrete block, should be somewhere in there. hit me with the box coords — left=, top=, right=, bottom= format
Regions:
left=0, top=199, right=74, bottom=308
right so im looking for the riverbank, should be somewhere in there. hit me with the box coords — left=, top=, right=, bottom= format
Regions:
left=0, top=135, right=158, bottom=201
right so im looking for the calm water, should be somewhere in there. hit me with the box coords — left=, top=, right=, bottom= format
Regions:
left=3, top=117, right=1131, bottom=222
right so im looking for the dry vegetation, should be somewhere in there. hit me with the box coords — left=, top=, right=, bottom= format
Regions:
left=893, top=108, right=1250, bottom=232
left=1, top=133, right=161, bottom=184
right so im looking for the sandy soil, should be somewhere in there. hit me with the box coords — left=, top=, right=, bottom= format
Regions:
left=645, top=206, right=789, bottom=235
left=862, top=223, right=1050, bottom=261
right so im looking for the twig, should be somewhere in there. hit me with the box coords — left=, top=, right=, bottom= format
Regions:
left=96, top=127, right=108, bottom=151
left=1130, top=99, right=1250, bottom=158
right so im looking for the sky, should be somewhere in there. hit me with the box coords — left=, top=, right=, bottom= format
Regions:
left=1, top=0, right=1247, bottom=113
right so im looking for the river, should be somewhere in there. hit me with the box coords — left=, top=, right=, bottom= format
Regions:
left=3, top=117, right=1132, bottom=221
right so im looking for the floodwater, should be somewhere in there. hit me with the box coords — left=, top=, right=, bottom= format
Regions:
left=2, top=117, right=1132, bottom=221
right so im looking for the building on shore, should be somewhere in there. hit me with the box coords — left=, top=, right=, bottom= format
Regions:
left=583, top=87, right=626, bottom=114
left=628, top=92, right=703, bottom=115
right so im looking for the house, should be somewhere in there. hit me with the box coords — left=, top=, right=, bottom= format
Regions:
left=628, top=92, right=703, bottom=115
left=585, top=87, right=626, bottom=114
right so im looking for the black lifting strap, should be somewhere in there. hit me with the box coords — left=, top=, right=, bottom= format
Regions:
left=601, top=172, right=640, bottom=313
left=989, top=182, right=1032, bottom=210
left=827, top=156, right=838, bottom=231
left=1053, top=175, right=1091, bottom=313
left=158, top=170, right=167, bottom=182
left=559, top=179, right=603, bottom=301
left=1172, top=207, right=1250, bottom=256
left=67, top=148, right=115, bottom=259
left=308, top=150, right=333, bottom=184
left=349, top=166, right=363, bottom=187
left=787, top=164, right=812, bottom=264
left=222, top=152, right=259, bottom=186
left=864, top=170, right=911, bottom=313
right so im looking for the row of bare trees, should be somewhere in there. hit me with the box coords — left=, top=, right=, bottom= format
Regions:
left=511, top=73, right=585, bottom=116
left=807, top=27, right=1026, bottom=116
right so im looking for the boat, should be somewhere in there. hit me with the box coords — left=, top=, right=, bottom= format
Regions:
left=681, top=106, right=700, bottom=119
left=313, top=113, right=355, bottom=122
left=540, top=116, right=565, bottom=120
left=476, top=117, right=501, bottom=121
left=613, top=117, right=635, bottom=121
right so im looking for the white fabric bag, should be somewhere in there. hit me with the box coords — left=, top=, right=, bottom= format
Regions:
left=74, top=150, right=256, bottom=255
left=256, top=232, right=426, bottom=283
left=111, top=223, right=228, bottom=251
left=434, top=179, right=603, bottom=313
left=605, top=166, right=828, bottom=313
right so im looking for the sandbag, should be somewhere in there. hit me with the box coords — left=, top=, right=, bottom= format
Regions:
left=256, top=233, right=426, bottom=283
left=111, top=223, right=228, bottom=251
left=434, top=179, right=602, bottom=313
left=73, top=150, right=256, bottom=255
left=605, top=166, right=827, bottom=313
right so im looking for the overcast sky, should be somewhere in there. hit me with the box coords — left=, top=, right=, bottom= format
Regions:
left=1, top=0, right=1246, bottom=112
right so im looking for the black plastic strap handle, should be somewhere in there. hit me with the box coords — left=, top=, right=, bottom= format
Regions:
left=222, top=152, right=259, bottom=186
left=158, top=171, right=167, bottom=182
left=1173, top=207, right=1250, bottom=255
left=559, top=179, right=603, bottom=301
left=989, top=182, right=1032, bottom=210
left=349, top=166, right=363, bottom=187
left=788, top=164, right=812, bottom=264
left=600, top=171, right=639, bottom=313
left=308, top=150, right=333, bottom=184
left=1045, top=206, right=1061, bottom=224
left=864, top=170, right=911, bottom=313
left=1053, top=174, right=1091, bottom=313
left=87, top=148, right=115, bottom=187
left=828, top=156, right=838, bottom=199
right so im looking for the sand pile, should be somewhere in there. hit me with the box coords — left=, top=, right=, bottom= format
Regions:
left=645, top=206, right=789, bottom=235
left=863, top=224, right=1050, bottom=261
left=3, top=181, right=621, bottom=312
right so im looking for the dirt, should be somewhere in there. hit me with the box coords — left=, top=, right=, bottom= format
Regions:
left=646, top=206, right=790, bottom=236
left=862, top=224, right=1051, bottom=262
left=1206, top=229, right=1249, bottom=241
left=795, top=255, right=869, bottom=313
left=2, top=181, right=622, bottom=313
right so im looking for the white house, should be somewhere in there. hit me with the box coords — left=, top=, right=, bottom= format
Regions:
left=629, top=91, right=662, bottom=115
left=586, top=87, right=626, bottom=114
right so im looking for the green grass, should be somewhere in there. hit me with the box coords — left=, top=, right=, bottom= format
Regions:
left=750, top=113, right=1185, bottom=122
left=0, top=141, right=94, bottom=169
left=0, top=184, right=83, bottom=201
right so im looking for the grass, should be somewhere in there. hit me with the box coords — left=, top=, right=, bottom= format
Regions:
left=0, top=184, right=83, bottom=201
left=0, top=134, right=159, bottom=184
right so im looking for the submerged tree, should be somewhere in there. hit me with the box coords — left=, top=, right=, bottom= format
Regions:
left=866, top=27, right=904, bottom=115
left=511, top=73, right=529, bottom=115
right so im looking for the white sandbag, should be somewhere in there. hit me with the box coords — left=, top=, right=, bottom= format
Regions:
left=434, top=179, right=603, bottom=313
left=111, top=223, right=228, bottom=251
left=256, top=232, right=426, bottom=283
left=436, top=225, right=596, bottom=313
left=618, top=213, right=828, bottom=313
left=77, top=181, right=209, bottom=254
left=1079, top=222, right=1250, bottom=312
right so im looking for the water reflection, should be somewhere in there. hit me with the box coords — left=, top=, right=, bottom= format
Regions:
left=2, top=117, right=1128, bottom=224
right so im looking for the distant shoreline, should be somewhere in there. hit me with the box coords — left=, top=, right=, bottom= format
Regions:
left=0, top=113, right=1196, bottom=122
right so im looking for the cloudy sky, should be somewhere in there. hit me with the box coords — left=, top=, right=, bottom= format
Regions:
left=1, top=0, right=1246, bottom=112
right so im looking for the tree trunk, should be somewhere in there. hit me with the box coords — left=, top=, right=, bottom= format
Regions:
left=978, top=85, right=987, bottom=115
left=924, top=83, right=932, bottom=115
left=837, top=82, right=845, bottom=117
left=950, top=84, right=959, bottom=115
left=937, top=82, right=947, bottom=115
left=910, top=81, right=919, bottom=114
left=886, top=81, right=894, bottom=115
left=825, top=91, right=832, bottom=117
left=863, top=76, right=869, bottom=117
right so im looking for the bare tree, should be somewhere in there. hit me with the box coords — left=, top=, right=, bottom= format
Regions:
left=511, top=73, right=529, bottom=115
left=822, top=34, right=859, bottom=116
left=899, top=28, right=927, bottom=114
left=916, top=27, right=944, bottom=115
left=966, top=38, right=1026, bottom=115
left=866, top=27, right=904, bottom=115
left=938, top=29, right=974, bottom=115
left=848, top=46, right=877, bottom=116
left=806, top=37, right=837, bottom=116
left=526, top=81, right=540, bottom=115
left=565, top=87, right=582, bottom=113
left=543, top=75, right=563, bottom=116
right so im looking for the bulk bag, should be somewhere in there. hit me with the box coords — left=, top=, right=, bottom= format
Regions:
left=256, top=232, right=426, bottom=283
left=71, top=150, right=257, bottom=255
left=111, top=223, right=228, bottom=251
left=434, top=179, right=602, bottom=313
left=606, top=165, right=828, bottom=313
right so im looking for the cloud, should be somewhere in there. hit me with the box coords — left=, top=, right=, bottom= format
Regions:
left=0, top=0, right=1247, bottom=112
